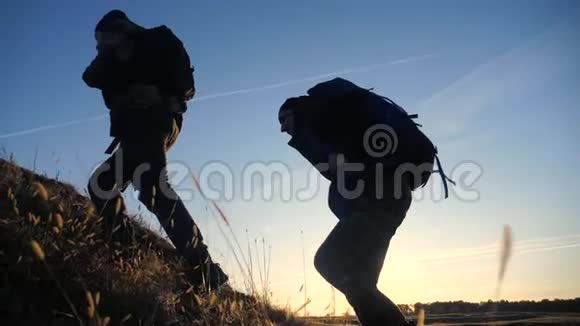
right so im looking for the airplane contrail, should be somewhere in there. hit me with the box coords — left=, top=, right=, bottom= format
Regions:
left=420, top=233, right=580, bottom=264
left=0, top=115, right=108, bottom=139
left=425, top=233, right=580, bottom=257
left=193, top=53, right=436, bottom=101
left=0, top=53, right=437, bottom=140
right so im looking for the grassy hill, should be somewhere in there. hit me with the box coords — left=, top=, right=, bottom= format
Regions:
left=0, top=158, right=304, bottom=325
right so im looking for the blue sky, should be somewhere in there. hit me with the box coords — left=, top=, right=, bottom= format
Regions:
left=1, top=0, right=579, bottom=315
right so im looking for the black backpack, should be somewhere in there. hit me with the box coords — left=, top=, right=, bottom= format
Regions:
left=305, top=78, right=454, bottom=197
left=133, top=26, right=195, bottom=111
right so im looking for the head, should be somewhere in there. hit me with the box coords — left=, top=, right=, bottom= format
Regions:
left=94, top=10, right=144, bottom=53
left=279, top=96, right=311, bottom=135
left=279, top=106, right=295, bottom=135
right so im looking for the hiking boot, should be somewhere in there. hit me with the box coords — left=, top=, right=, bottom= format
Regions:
left=208, top=262, right=229, bottom=291
left=182, top=245, right=228, bottom=292
left=187, top=261, right=229, bottom=292
left=106, top=215, right=136, bottom=245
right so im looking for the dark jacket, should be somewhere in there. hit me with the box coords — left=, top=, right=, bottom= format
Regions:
left=288, top=128, right=334, bottom=180
left=286, top=92, right=402, bottom=207
left=83, top=26, right=193, bottom=137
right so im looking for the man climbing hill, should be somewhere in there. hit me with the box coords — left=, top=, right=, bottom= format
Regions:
left=83, top=10, right=227, bottom=292
left=279, top=78, right=450, bottom=325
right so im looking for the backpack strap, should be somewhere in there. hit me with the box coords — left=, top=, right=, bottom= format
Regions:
left=405, top=113, right=423, bottom=127
left=433, top=149, right=456, bottom=198
left=378, top=94, right=454, bottom=197
left=104, top=137, right=120, bottom=154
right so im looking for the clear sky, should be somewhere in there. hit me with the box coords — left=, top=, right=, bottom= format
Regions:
left=1, top=0, right=579, bottom=315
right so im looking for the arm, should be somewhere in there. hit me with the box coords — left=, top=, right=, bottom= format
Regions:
left=82, top=53, right=128, bottom=89
left=288, top=128, right=336, bottom=181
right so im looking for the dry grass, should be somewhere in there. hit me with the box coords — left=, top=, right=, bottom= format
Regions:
left=0, top=158, right=306, bottom=325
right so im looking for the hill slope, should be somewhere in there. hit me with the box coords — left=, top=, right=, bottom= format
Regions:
left=0, top=158, right=302, bottom=325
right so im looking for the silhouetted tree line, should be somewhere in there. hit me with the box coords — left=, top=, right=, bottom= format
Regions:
left=396, top=298, right=580, bottom=315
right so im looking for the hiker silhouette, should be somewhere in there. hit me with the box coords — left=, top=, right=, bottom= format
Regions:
left=279, top=78, right=446, bottom=326
left=83, top=9, right=227, bottom=292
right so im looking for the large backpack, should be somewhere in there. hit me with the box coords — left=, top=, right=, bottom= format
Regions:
left=133, top=26, right=195, bottom=112
left=304, top=78, right=454, bottom=197
left=102, top=27, right=194, bottom=153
